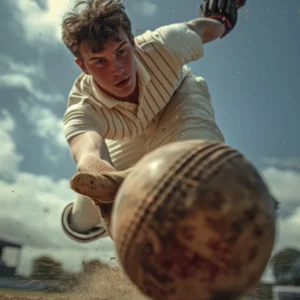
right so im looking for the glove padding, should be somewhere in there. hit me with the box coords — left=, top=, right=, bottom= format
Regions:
left=199, top=0, right=246, bottom=37
left=70, top=169, right=131, bottom=204
left=70, top=169, right=131, bottom=238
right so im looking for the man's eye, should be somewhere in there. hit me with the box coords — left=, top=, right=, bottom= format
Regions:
left=96, top=59, right=106, bottom=65
left=118, top=49, right=127, bottom=56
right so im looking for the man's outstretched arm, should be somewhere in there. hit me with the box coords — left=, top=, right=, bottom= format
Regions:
left=148, top=0, right=246, bottom=67
left=186, top=18, right=225, bottom=43
left=187, top=0, right=246, bottom=42
left=61, top=131, right=116, bottom=243
left=69, top=131, right=115, bottom=173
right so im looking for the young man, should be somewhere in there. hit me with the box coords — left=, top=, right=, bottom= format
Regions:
left=60, top=0, right=246, bottom=242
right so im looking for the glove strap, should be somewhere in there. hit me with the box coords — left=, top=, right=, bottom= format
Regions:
left=208, top=14, right=233, bottom=30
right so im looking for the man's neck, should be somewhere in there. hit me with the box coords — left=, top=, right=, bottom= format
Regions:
left=122, top=85, right=139, bottom=104
left=98, top=76, right=139, bottom=105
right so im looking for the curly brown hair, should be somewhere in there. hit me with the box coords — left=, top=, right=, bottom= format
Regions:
left=61, top=0, right=132, bottom=60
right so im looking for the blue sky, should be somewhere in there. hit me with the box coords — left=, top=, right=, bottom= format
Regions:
left=0, top=0, right=299, bottom=282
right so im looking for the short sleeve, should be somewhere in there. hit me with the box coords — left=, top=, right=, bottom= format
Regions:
left=63, top=100, right=103, bottom=141
left=150, top=23, right=204, bottom=66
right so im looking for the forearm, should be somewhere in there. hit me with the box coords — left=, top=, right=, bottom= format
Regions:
left=62, top=153, right=114, bottom=242
left=63, top=132, right=117, bottom=241
left=77, top=153, right=115, bottom=173
left=186, top=17, right=225, bottom=43
left=69, top=131, right=115, bottom=173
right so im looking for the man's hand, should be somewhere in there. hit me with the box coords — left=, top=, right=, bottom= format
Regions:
left=70, top=169, right=131, bottom=204
left=70, top=168, right=131, bottom=237
left=236, top=0, right=246, bottom=8
left=199, top=0, right=246, bottom=38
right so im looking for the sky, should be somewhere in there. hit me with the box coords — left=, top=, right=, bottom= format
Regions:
left=0, top=0, right=299, bottom=282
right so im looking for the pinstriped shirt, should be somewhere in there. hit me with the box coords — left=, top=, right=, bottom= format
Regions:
left=63, top=23, right=204, bottom=142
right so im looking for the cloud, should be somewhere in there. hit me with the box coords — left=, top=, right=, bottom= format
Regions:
left=131, top=0, right=158, bottom=17
left=0, top=170, right=115, bottom=254
left=0, top=55, right=44, bottom=76
left=259, top=166, right=300, bottom=282
left=261, top=206, right=300, bottom=282
left=0, top=54, right=63, bottom=103
left=0, top=173, right=116, bottom=273
left=21, top=103, right=66, bottom=148
left=6, top=0, right=157, bottom=50
left=261, top=167, right=300, bottom=219
left=262, top=156, right=300, bottom=169
left=0, top=169, right=115, bottom=274
left=0, top=54, right=67, bottom=162
left=261, top=165, right=300, bottom=250
left=0, top=110, right=23, bottom=181
left=0, top=110, right=115, bottom=275
left=7, top=0, right=76, bottom=46
left=0, top=109, right=71, bottom=248
left=0, top=53, right=67, bottom=162
left=19, top=102, right=68, bottom=163
left=276, top=206, right=300, bottom=251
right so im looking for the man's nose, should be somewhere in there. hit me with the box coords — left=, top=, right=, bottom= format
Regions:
left=112, top=60, right=124, bottom=75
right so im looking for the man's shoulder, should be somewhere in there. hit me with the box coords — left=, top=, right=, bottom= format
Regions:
left=71, top=72, right=91, bottom=94
left=67, top=73, right=94, bottom=106
left=134, top=23, right=189, bottom=47
left=66, top=75, right=112, bottom=115
left=134, top=22, right=203, bottom=68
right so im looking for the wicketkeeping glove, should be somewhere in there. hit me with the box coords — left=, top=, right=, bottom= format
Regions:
left=70, top=169, right=130, bottom=203
left=199, top=0, right=246, bottom=38
left=70, top=169, right=131, bottom=235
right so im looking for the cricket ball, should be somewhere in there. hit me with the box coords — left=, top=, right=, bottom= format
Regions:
left=111, top=140, right=277, bottom=300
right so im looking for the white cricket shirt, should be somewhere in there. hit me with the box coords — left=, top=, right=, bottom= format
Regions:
left=63, top=23, right=204, bottom=143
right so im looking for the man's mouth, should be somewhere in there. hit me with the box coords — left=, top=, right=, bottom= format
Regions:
left=115, top=77, right=130, bottom=87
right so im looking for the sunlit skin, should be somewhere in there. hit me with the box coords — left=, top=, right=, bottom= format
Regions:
left=75, top=30, right=139, bottom=103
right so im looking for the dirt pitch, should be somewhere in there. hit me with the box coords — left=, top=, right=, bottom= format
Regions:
left=0, top=267, right=149, bottom=300
left=0, top=268, right=258, bottom=300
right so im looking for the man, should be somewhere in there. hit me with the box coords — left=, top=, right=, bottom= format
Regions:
left=60, top=0, right=246, bottom=242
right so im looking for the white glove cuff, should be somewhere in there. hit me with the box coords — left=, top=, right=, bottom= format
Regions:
left=61, top=202, right=107, bottom=243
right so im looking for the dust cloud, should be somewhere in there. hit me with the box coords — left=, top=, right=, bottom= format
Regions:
left=0, top=267, right=149, bottom=300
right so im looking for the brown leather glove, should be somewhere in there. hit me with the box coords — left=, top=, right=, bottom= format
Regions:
left=199, top=0, right=246, bottom=38
left=70, top=169, right=130, bottom=203
left=70, top=169, right=131, bottom=235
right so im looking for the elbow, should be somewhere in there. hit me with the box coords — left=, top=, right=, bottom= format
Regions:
left=186, top=18, right=225, bottom=43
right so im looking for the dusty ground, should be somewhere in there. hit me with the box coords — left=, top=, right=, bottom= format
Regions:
left=0, top=267, right=149, bottom=300
left=0, top=268, right=262, bottom=300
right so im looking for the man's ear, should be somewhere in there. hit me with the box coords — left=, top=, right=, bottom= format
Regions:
left=75, top=58, right=89, bottom=74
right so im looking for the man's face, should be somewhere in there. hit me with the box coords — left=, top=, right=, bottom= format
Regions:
left=76, top=31, right=137, bottom=100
